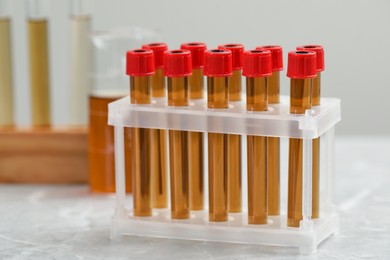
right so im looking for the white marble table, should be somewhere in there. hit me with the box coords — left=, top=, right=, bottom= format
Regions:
left=1, top=137, right=389, bottom=259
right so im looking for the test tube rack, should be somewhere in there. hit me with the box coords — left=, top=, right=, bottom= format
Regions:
left=108, top=95, right=341, bottom=254
left=0, top=127, right=88, bottom=183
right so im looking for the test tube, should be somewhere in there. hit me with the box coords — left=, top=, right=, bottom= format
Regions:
left=180, top=42, right=207, bottom=210
left=142, top=42, right=168, bottom=208
left=26, top=0, right=50, bottom=126
left=256, top=45, right=283, bottom=216
left=243, top=49, right=272, bottom=224
left=218, top=44, right=244, bottom=213
left=69, top=0, right=92, bottom=125
left=0, top=0, right=14, bottom=126
left=296, top=45, right=325, bottom=219
left=126, top=49, right=154, bottom=216
left=287, top=50, right=317, bottom=227
left=164, top=50, right=192, bottom=219
left=203, top=49, right=232, bottom=222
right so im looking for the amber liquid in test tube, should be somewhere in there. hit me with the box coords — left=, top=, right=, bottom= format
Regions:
left=181, top=42, right=207, bottom=210
left=89, top=94, right=132, bottom=193
left=27, top=0, right=50, bottom=126
left=218, top=44, right=244, bottom=213
left=165, top=50, right=192, bottom=219
left=204, top=49, right=232, bottom=222
left=126, top=49, right=155, bottom=217
left=297, top=45, right=325, bottom=219
left=287, top=51, right=317, bottom=227
left=0, top=0, right=14, bottom=126
left=142, top=43, right=168, bottom=208
left=243, top=49, right=272, bottom=224
left=256, top=46, right=284, bottom=216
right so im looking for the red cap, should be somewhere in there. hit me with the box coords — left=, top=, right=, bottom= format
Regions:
left=203, top=49, right=233, bottom=77
left=141, top=42, right=168, bottom=68
left=287, top=50, right=317, bottom=79
left=126, top=49, right=155, bottom=76
left=296, top=45, right=324, bottom=72
left=256, top=45, right=283, bottom=72
left=180, top=42, right=207, bottom=69
left=164, top=50, right=192, bottom=77
left=218, top=44, right=244, bottom=70
left=242, top=49, right=272, bottom=77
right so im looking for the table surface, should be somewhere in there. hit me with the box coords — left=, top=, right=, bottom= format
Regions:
left=1, top=137, right=390, bottom=259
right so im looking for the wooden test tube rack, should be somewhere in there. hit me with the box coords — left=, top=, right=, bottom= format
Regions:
left=0, top=127, right=88, bottom=183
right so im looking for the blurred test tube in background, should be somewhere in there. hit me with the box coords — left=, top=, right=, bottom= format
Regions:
left=69, top=0, right=92, bottom=126
left=0, top=0, right=14, bottom=127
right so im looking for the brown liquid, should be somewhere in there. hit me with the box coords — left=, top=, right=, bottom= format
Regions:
left=151, top=68, right=165, bottom=97
left=229, top=70, right=242, bottom=101
left=228, top=134, right=242, bottom=212
left=188, top=68, right=205, bottom=210
left=267, top=137, right=280, bottom=215
left=168, top=77, right=190, bottom=219
left=169, top=130, right=190, bottom=218
left=312, top=72, right=321, bottom=219
left=207, top=77, right=229, bottom=222
left=288, top=78, right=312, bottom=227
left=28, top=19, right=50, bottom=126
left=246, top=77, right=268, bottom=224
left=268, top=71, right=280, bottom=215
left=312, top=73, right=321, bottom=106
left=130, top=76, right=152, bottom=217
left=88, top=95, right=132, bottom=193
left=132, top=127, right=152, bottom=216
left=189, top=68, right=204, bottom=99
left=228, top=69, right=242, bottom=213
left=189, top=131, right=204, bottom=210
left=0, top=18, right=13, bottom=126
left=150, top=68, right=168, bottom=208
left=312, top=137, right=320, bottom=218
left=268, top=71, right=280, bottom=104
left=151, top=129, right=168, bottom=208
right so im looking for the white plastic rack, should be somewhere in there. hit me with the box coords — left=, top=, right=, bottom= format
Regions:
left=108, top=95, right=341, bottom=254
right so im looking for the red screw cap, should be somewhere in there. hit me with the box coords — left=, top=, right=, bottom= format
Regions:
left=164, top=50, right=192, bottom=77
left=218, top=44, right=244, bottom=70
left=242, top=49, right=272, bottom=78
left=256, top=45, right=283, bottom=72
left=296, top=45, right=324, bottom=72
left=126, top=49, right=155, bottom=76
left=180, top=42, right=207, bottom=69
left=142, top=42, right=168, bottom=68
left=287, top=51, right=317, bottom=79
left=203, top=49, right=233, bottom=77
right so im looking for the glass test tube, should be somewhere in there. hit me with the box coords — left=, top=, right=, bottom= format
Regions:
left=142, top=43, right=168, bottom=209
left=0, top=0, right=14, bottom=126
left=257, top=45, right=283, bottom=216
left=26, top=0, right=50, bottom=126
left=243, top=49, right=272, bottom=224
left=126, top=49, right=154, bottom=216
left=165, top=50, right=192, bottom=219
left=180, top=42, right=207, bottom=210
left=69, top=0, right=92, bottom=125
left=287, top=50, right=317, bottom=227
left=297, top=45, right=325, bottom=219
left=218, top=44, right=244, bottom=213
left=204, top=49, right=232, bottom=222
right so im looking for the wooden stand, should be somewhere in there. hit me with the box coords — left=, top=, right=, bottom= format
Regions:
left=0, top=127, right=88, bottom=183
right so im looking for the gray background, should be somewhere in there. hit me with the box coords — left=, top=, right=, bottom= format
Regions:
left=7, top=0, right=390, bottom=135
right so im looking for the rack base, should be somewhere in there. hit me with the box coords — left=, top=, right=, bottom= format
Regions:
left=111, top=207, right=339, bottom=254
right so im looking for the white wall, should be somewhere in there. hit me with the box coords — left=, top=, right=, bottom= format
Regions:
left=8, top=0, right=390, bottom=135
